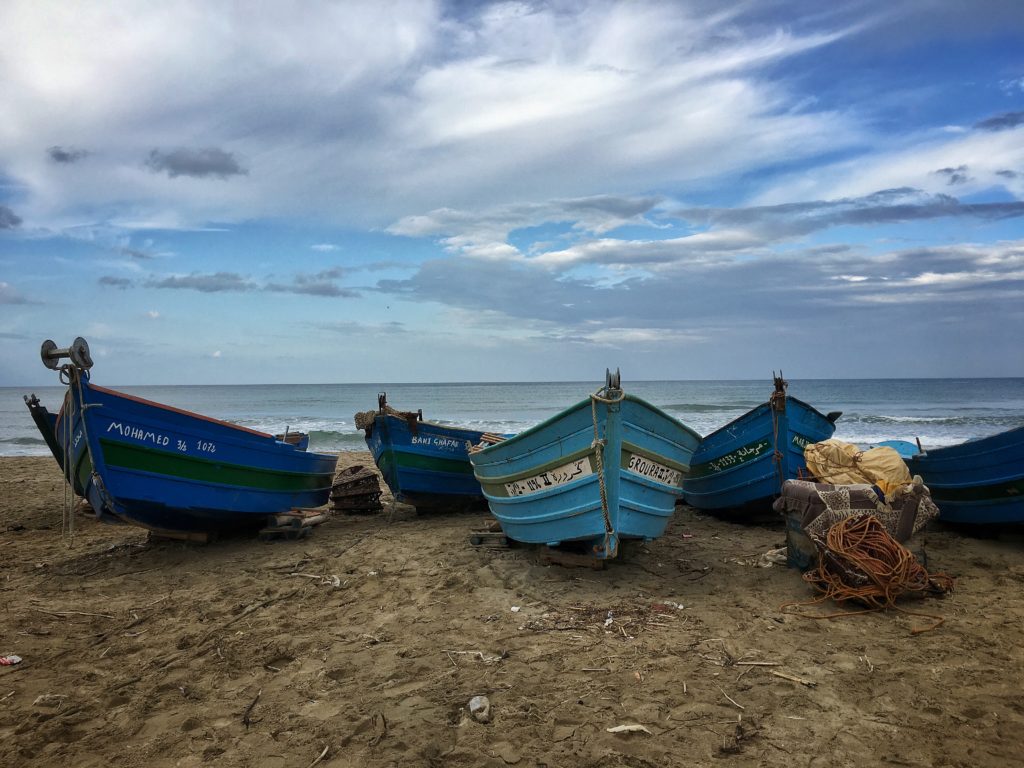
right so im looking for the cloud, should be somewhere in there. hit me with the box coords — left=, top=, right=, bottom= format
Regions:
left=0, top=206, right=22, bottom=229
left=0, top=281, right=30, bottom=304
left=145, top=148, right=248, bottom=179
left=210, top=350, right=222, bottom=358
left=146, top=310, right=160, bottom=319
left=311, top=243, right=339, bottom=252
left=673, top=188, right=1024, bottom=242
left=974, top=111, right=1024, bottom=131
left=122, top=247, right=155, bottom=260
left=311, top=320, right=407, bottom=336
left=375, top=237, right=1024, bottom=343
left=99, top=275, right=134, bottom=289
left=148, top=272, right=257, bottom=292
left=265, top=267, right=359, bottom=297
left=933, top=165, right=971, bottom=185
left=997, top=169, right=1019, bottom=179
left=47, top=145, right=89, bottom=164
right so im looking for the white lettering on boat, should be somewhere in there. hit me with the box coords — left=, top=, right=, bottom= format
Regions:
left=706, top=439, right=771, bottom=473
left=106, top=420, right=171, bottom=448
left=627, top=453, right=683, bottom=487
left=504, top=457, right=592, bottom=496
left=410, top=434, right=469, bottom=452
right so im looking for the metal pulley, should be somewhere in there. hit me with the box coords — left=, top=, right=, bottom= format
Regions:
left=41, top=337, right=93, bottom=370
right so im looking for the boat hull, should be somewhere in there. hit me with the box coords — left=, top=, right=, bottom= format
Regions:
left=365, top=414, right=488, bottom=509
left=682, top=396, right=837, bottom=513
left=47, top=376, right=338, bottom=532
left=907, top=426, right=1024, bottom=524
left=470, top=393, right=700, bottom=558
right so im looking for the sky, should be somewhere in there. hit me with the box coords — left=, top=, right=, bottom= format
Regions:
left=1, top=0, right=1023, bottom=386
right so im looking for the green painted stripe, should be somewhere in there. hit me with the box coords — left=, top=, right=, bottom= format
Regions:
left=100, top=438, right=333, bottom=492
left=929, top=477, right=1024, bottom=503
left=377, top=448, right=474, bottom=475
left=477, top=447, right=596, bottom=498
left=619, top=441, right=690, bottom=474
left=689, top=436, right=772, bottom=478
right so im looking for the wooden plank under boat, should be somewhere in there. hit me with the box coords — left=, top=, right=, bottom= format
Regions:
left=26, top=338, right=338, bottom=534
left=469, top=370, right=701, bottom=560
left=907, top=425, right=1024, bottom=524
left=681, top=374, right=840, bottom=515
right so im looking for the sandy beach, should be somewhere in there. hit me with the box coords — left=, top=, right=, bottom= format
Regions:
left=1, top=452, right=1022, bottom=767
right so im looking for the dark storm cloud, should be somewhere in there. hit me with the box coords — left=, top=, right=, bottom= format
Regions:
left=673, top=189, right=1024, bottom=239
left=145, top=148, right=248, bottom=179
left=148, top=272, right=257, bottom=292
left=0, top=206, right=22, bottom=229
left=99, top=276, right=134, bottom=289
left=974, top=111, right=1024, bottom=131
left=47, top=146, right=90, bottom=164
left=933, top=165, right=971, bottom=185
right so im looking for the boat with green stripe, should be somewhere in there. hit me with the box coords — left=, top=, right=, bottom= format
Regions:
left=907, top=425, right=1024, bottom=524
left=356, top=393, right=493, bottom=510
left=26, top=338, right=338, bottom=533
left=682, top=374, right=840, bottom=515
left=469, top=370, right=700, bottom=559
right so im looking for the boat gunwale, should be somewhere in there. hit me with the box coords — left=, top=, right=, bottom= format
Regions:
left=373, top=411, right=488, bottom=440
left=87, top=382, right=276, bottom=440
left=695, top=395, right=834, bottom=447
left=472, top=392, right=699, bottom=460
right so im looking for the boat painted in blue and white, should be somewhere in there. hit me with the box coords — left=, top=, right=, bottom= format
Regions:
left=27, top=338, right=338, bottom=533
left=359, top=394, right=491, bottom=510
left=682, top=375, right=840, bottom=514
left=469, top=371, right=701, bottom=559
left=907, top=426, right=1024, bottom=524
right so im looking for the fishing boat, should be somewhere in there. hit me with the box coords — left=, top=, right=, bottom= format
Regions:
left=907, top=426, right=1024, bottom=524
left=355, top=393, right=493, bottom=510
left=682, top=374, right=841, bottom=514
left=468, top=370, right=701, bottom=559
left=26, top=338, right=338, bottom=533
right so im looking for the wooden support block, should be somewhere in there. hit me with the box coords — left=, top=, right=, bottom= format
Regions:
left=539, top=546, right=607, bottom=570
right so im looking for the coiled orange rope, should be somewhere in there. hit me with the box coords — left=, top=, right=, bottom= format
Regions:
left=781, top=515, right=955, bottom=634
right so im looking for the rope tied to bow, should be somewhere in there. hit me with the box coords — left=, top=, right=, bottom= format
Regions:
left=589, top=385, right=625, bottom=558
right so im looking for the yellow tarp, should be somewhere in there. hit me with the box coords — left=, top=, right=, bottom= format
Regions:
left=804, top=439, right=912, bottom=497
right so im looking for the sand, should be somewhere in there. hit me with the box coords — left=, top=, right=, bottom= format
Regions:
left=1, top=453, right=1022, bottom=767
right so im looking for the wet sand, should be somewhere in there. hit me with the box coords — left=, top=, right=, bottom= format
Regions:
left=1, top=453, right=1022, bottom=767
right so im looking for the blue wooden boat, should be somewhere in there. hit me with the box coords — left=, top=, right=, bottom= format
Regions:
left=358, top=393, right=492, bottom=510
left=907, top=426, right=1024, bottom=524
left=469, top=371, right=701, bottom=559
left=26, top=338, right=338, bottom=533
left=682, top=375, right=841, bottom=514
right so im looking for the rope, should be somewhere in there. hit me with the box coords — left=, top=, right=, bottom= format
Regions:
left=781, top=515, right=955, bottom=634
left=61, top=382, right=73, bottom=545
left=589, top=385, right=625, bottom=558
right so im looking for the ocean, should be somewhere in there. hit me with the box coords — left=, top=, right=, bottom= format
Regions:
left=2, top=378, right=1023, bottom=457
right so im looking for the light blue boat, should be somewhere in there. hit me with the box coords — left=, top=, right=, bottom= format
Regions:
left=469, top=371, right=701, bottom=559
left=907, top=426, right=1024, bottom=524
left=359, top=393, right=491, bottom=511
left=682, top=375, right=840, bottom=515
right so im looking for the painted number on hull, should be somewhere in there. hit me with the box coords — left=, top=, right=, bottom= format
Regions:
left=627, top=454, right=683, bottom=487
left=504, top=458, right=592, bottom=497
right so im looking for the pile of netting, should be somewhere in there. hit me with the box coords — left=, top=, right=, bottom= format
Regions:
left=782, top=515, right=955, bottom=634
